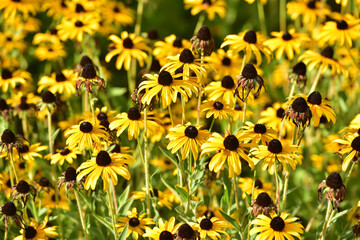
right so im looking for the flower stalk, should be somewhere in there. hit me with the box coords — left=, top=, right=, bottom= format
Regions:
left=74, top=190, right=89, bottom=240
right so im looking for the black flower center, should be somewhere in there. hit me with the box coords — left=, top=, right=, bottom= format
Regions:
left=20, top=96, right=29, bottom=110
left=179, top=49, right=195, bottom=63
left=158, top=71, right=174, bottom=86
left=24, top=226, right=37, bottom=239
left=19, top=162, right=25, bottom=169
left=184, top=126, right=198, bottom=139
left=282, top=31, right=293, bottom=41
left=159, top=231, right=173, bottom=240
left=268, top=139, right=282, bottom=154
left=243, top=30, right=257, bottom=44
left=113, top=6, right=120, bottom=13
left=235, top=104, right=242, bottom=111
left=321, top=47, right=334, bottom=59
left=326, top=172, right=343, bottom=188
left=254, top=179, right=263, bottom=189
left=42, top=91, right=56, bottom=103
left=203, top=0, right=212, bottom=5
left=147, top=29, right=159, bottom=40
left=270, top=217, right=285, bottom=231
left=111, top=144, right=121, bottom=153
left=80, top=55, right=93, bottom=67
left=0, top=98, right=8, bottom=111
left=75, top=3, right=86, bottom=12
left=2, top=202, right=17, bottom=216
left=172, top=37, right=183, bottom=48
left=55, top=72, right=66, bottom=82
left=242, top=63, right=258, bottom=79
left=292, top=62, right=306, bottom=76
left=204, top=210, right=215, bottom=219
left=18, top=145, right=29, bottom=153
left=291, top=97, right=309, bottom=113
left=256, top=192, right=272, bottom=207
left=254, top=124, right=267, bottom=134
left=307, top=1, right=316, bottom=9
left=336, top=20, right=348, bottom=30
left=1, top=129, right=16, bottom=144
left=12, top=0, right=21, bottom=2
left=127, top=107, right=141, bottom=120
left=80, top=122, right=93, bottom=133
left=60, top=148, right=71, bottom=156
left=223, top=135, right=239, bottom=151
left=100, top=120, right=109, bottom=130
left=75, top=20, right=84, bottom=27
left=50, top=29, right=58, bottom=35
left=307, top=91, right=322, bottom=105
left=213, top=101, right=224, bottom=110
left=123, top=37, right=134, bottom=49
left=222, top=57, right=231, bottom=66
left=150, top=188, right=159, bottom=198
left=96, top=151, right=112, bottom=167
left=6, top=180, right=12, bottom=188
left=16, top=180, right=30, bottom=194
left=97, top=112, right=108, bottom=121
left=351, top=136, right=360, bottom=152
left=81, top=63, right=97, bottom=79
left=276, top=108, right=285, bottom=118
left=38, top=177, right=50, bottom=187
left=2, top=69, right=12, bottom=79
left=200, top=218, right=213, bottom=230
left=196, top=25, right=212, bottom=40
left=129, top=217, right=140, bottom=227
left=65, top=167, right=77, bottom=181
left=178, top=223, right=194, bottom=238
left=221, top=76, right=235, bottom=89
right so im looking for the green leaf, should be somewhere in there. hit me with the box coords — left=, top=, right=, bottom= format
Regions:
left=118, top=197, right=134, bottom=215
left=219, top=209, right=241, bottom=231
left=108, top=87, right=127, bottom=97
left=92, top=214, right=113, bottom=232
left=159, top=147, right=179, bottom=168
left=118, top=185, right=130, bottom=207
left=52, top=128, right=60, bottom=141
left=174, top=185, right=189, bottom=202
left=119, top=223, right=129, bottom=240
left=160, top=176, right=180, bottom=199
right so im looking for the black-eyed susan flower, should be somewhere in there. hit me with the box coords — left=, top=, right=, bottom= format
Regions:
left=250, top=212, right=304, bottom=240
left=109, top=107, right=160, bottom=140
left=251, top=139, right=301, bottom=175
left=221, top=30, right=272, bottom=65
left=1, top=201, right=23, bottom=228
left=34, top=43, right=67, bottom=62
left=259, top=102, right=293, bottom=135
left=239, top=122, right=277, bottom=144
left=0, top=69, right=28, bottom=93
left=38, top=70, right=78, bottom=97
left=318, top=172, right=346, bottom=207
left=41, top=0, right=70, bottom=19
left=13, top=143, right=48, bottom=162
left=285, top=96, right=312, bottom=128
left=0, top=0, right=39, bottom=19
left=191, top=216, right=230, bottom=240
left=333, top=134, right=360, bottom=171
left=101, top=1, right=134, bottom=26
left=235, top=63, right=264, bottom=102
left=143, top=217, right=181, bottom=239
left=153, top=35, right=191, bottom=64
left=56, top=14, right=99, bottom=42
left=139, top=71, right=199, bottom=109
left=205, top=75, right=236, bottom=104
left=162, top=48, right=207, bottom=82
left=105, top=31, right=150, bottom=70
left=264, top=29, right=310, bottom=60
left=50, top=146, right=81, bottom=166
left=41, top=188, right=70, bottom=210
left=77, top=150, right=133, bottom=190
left=317, top=14, right=360, bottom=47
left=0, top=129, right=26, bottom=154
left=184, top=0, right=226, bottom=20
left=58, top=166, right=79, bottom=190
left=132, top=188, right=173, bottom=209
left=201, top=100, right=233, bottom=120
left=205, top=49, right=242, bottom=80
left=76, top=63, right=105, bottom=93
left=190, top=25, right=215, bottom=56
left=251, top=192, right=277, bottom=217
left=239, top=177, right=274, bottom=199
left=117, top=208, right=155, bottom=240
left=288, top=62, right=307, bottom=90
left=14, top=216, right=58, bottom=240
left=201, top=130, right=255, bottom=177
left=11, top=180, right=37, bottom=205
left=166, top=123, right=209, bottom=160
left=65, top=121, right=108, bottom=151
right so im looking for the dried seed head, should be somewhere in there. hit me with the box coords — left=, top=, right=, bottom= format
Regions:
left=65, top=167, right=77, bottom=182
left=307, top=92, right=322, bottom=105
left=1, top=202, right=17, bottom=216
left=1, top=129, right=16, bottom=144
left=178, top=223, right=195, bottom=238
left=292, top=62, right=306, bottom=76
left=179, top=49, right=195, bottom=63
left=242, top=63, right=258, bottom=79
left=42, top=91, right=56, bottom=103
left=326, top=172, right=343, bottom=189
left=199, top=218, right=213, bottom=230
left=196, top=26, right=212, bottom=40
left=81, top=63, right=97, bottom=79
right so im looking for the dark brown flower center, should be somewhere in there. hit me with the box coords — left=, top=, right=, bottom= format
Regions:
left=178, top=223, right=194, bottom=238
left=291, top=97, right=309, bottom=113
left=256, top=192, right=272, bottom=207
left=75, top=3, right=86, bottom=13
left=326, top=172, right=343, bottom=188
left=268, top=139, right=282, bottom=154
left=254, top=124, right=267, bottom=134
left=12, top=0, right=21, bottom=2
left=158, top=71, right=173, bottom=86
left=321, top=47, right=334, bottom=59
left=147, top=29, right=159, bottom=40
left=80, top=55, right=93, bottom=67
left=75, top=20, right=84, bottom=27
left=159, top=231, right=173, bottom=240
left=242, top=63, right=258, bottom=79
left=24, top=226, right=37, bottom=239
left=42, top=91, right=56, bottom=103
left=19, top=162, right=25, bottom=169
left=127, top=107, right=141, bottom=120
left=2, top=202, right=17, bottom=216
left=270, top=217, right=285, bottom=231
left=179, top=49, right=195, bottom=63
left=307, top=91, right=322, bottom=105
left=55, top=72, right=66, bottom=82
left=123, top=37, right=134, bottom=49
left=65, top=167, right=77, bottom=181
left=81, top=63, right=97, bottom=79
left=282, top=31, right=292, bottom=41
left=113, top=6, right=120, bottom=13
left=307, top=1, right=316, bottom=9
left=80, top=122, right=93, bottom=133
left=100, top=120, right=109, bottom=130
left=223, top=135, right=239, bottom=151
left=196, top=25, right=212, bottom=40
left=203, top=0, right=212, bottom=5
left=213, top=101, right=224, bottom=110
left=96, top=151, right=112, bottom=166
left=221, top=76, right=235, bottom=89
left=2, top=69, right=12, bottom=79
left=129, top=217, right=140, bottom=227
left=1, top=129, right=16, bottom=144
left=110, top=144, right=121, bottom=153
left=184, top=126, right=198, bottom=139
left=20, top=96, right=29, bottom=110
left=243, top=30, right=257, bottom=44
left=172, top=37, right=183, bottom=48
left=276, top=108, right=285, bottom=118
left=0, top=98, right=8, bottom=111
left=351, top=136, right=360, bottom=152
left=97, top=112, right=108, bottom=121
left=38, top=177, right=50, bottom=187
left=18, top=144, right=29, bottom=154
left=16, top=180, right=30, bottom=194
left=235, top=104, right=242, bottom=111
left=200, top=218, right=213, bottom=230
left=292, top=62, right=306, bottom=76
left=336, top=20, right=348, bottom=30
left=254, top=179, right=263, bottom=189
left=60, top=148, right=71, bottom=156
left=222, top=57, right=231, bottom=66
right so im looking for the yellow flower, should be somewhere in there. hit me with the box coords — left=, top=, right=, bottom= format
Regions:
left=0, top=69, right=28, bottom=93
left=50, top=146, right=81, bottom=165
left=57, top=14, right=99, bottom=42
left=41, top=0, right=71, bottom=19
left=100, top=1, right=134, bottom=26
left=117, top=208, right=155, bottom=240
left=144, top=217, right=181, bottom=239
left=221, top=30, right=272, bottom=65
left=12, top=143, right=48, bottom=162
left=201, top=100, right=233, bottom=120
left=205, top=49, right=243, bottom=80
left=14, top=216, right=58, bottom=240
left=105, top=31, right=150, bottom=70
left=184, top=0, right=227, bottom=20
left=264, top=29, right=310, bottom=60
left=205, top=75, right=236, bottom=104
left=239, top=122, right=278, bottom=144
left=239, top=177, right=274, bottom=199
left=250, top=212, right=304, bottom=240
left=77, top=150, right=133, bottom=190
left=166, top=123, right=209, bottom=160
left=333, top=133, right=360, bottom=171
left=259, top=102, right=294, bottom=136
left=191, top=216, right=230, bottom=240
left=41, top=188, right=70, bottom=210
left=153, top=35, right=191, bottom=65
left=0, top=0, right=39, bottom=19
left=132, top=188, right=173, bottom=209
left=38, top=70, right=78, bottom=97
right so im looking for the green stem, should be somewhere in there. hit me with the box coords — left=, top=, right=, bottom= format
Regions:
left=90, top=94, right=96, bottom=124
left=8, top=151, right=18, bottom=185
left=257, top=0, right=267, bottom=35
left=168, top=105, right=174, bottom=126
left=337, top=206, right=358, bottom=240
left=84, top=91, right=89, bottom=112
left=144, top=107, right=151, bottom=215
left=233, top=176, right=243, bottom=239
left=320, top=201, right=332, bottom=240
left=127, top=67, right=135, bottom=95
left=181, top=96, right=186, bottom=125
left=134, top=0, right=145, bottom=36
left=74, top=190, right=89, bottom=240
left=21, top=112, right=28, bottom=140
left=344, top=161, right=356, bottom=187
left=108, top=188, right=118, bottom=240
left=4, top=227, right=8, bottom=240
left=242, top=101, right=247, bottom=127
left=274, top=158, right=281, bottom=213
left=279, top=0, right=286, bottom=32
left=209, top=117, right=215, bottom=132
left=197, top=53, right=205, bottom=125
left=305, top=198, right=326, bottom=232
left=309, top=68, right=322, bottom=94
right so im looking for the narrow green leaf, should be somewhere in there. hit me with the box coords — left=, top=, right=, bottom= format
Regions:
left=174, top=185, right=189, bottom=202
left=219, top=209, right=241, bottom=231
left=119, top=223, right=129, bottom=240
left=92, top=214, right=113, bottom=232
left=159, top=147, right=179, bottom=168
